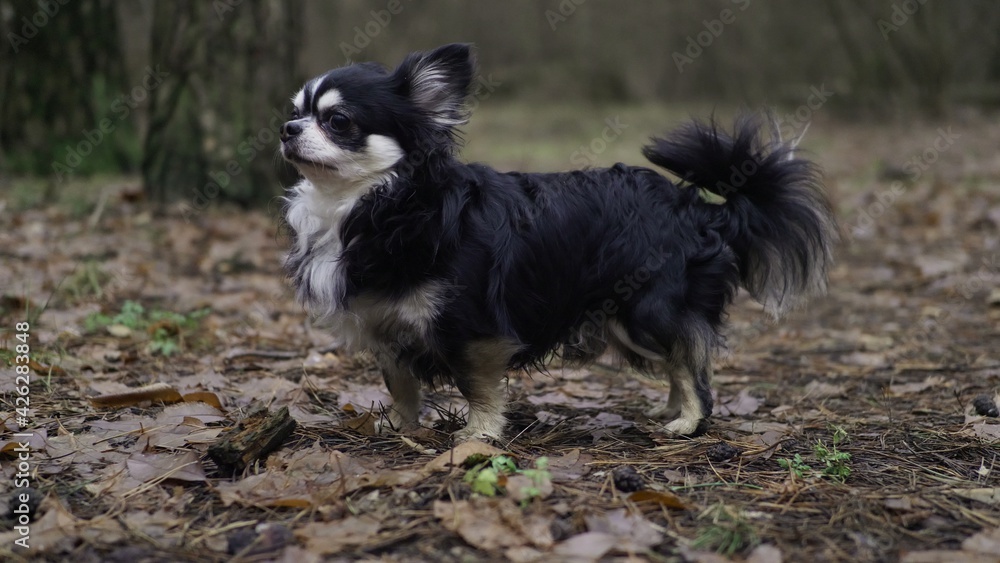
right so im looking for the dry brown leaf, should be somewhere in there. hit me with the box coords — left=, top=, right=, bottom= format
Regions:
left=182, top=391, right=224, bottom=410
left=145, top=425, right=224, bottom=449
left=215, top=471, right=316, bottom=508
left=583, top=508, right=663, bottom=552
left=154, top=401, right=226, bottom=425
left=546, top=448, right=593, bottom=481
left=628, top=489, right=687, bottom=509
left=126, top=451, right=206, bottom=483
left=350, top=468, right=424, bottom=490
left=89, top=382, right=183, bottom=408
left=342, top=411, right=378, bottom=435
left=27, top=358, right=67, bottom=377
left=434, top=497, right=554, bottom=551
left=962, top=527, right=1000, bottom=556
left=889, top=375, right=947, bottom=396
left=747, top=544, right=784, bottom=563
left=971, top=422, right=1000, bottom=441
left=295, top=515, right=381, bottom=555
left=552, top=532, right=617, bottom=562
left=424, top=440, right=507, bottom=472
left=715, top=388, right=761, bottom=417
left=0, top=495, right=125, bottom=553
left=737, top=421, right=792, bottom=434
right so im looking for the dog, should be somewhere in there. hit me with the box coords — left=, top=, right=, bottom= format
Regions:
left=279, top=43, right=837, bottom=441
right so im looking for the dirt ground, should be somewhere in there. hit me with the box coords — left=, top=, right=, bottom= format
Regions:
left=1, top=112, right=999, bottom=562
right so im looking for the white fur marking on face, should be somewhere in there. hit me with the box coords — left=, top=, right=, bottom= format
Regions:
left=364, top=135, right=405, bottom=172
left=292, top=88, right=305, bottom=111
left=316, top=89, right=343, bottom=112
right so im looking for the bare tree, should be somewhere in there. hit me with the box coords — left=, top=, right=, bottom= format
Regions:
left=142, top=0, right=302, bottom=209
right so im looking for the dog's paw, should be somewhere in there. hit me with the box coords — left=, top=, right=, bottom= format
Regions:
left=645, top=403, right=680, bottom=419
left=374, top=414, right=419, bottom=435
left=662, top=417, right=707, bottom=437
left=452, top=426, right=503, bottom=444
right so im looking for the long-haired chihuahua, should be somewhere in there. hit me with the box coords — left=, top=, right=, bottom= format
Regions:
left=280, top=44, right=837, bottom=441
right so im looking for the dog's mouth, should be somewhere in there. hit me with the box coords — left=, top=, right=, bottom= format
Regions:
left=282, top=149, right=338, bottom=172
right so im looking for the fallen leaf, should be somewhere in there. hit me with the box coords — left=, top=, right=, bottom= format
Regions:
left=962, top=526, right=1000, bottom=556
left=584, top=508, right=662, bottom=552
left=155, top=401, right=226, bottom=425
left=0, top=495, right=125, bottom=553
left=126, top=451, right=206, bottom=483
left=628, top=489, right=687, bottom=509
left=552, top=532, right=617, bottom=562
left=950, top=488, right=1000, bottom=506
left=145, top=424, right=224, bottom=449
left=902, top=528, right=1000, bottom=563
left=715, top=388, right=761, bottom=417
left=889, top=375, right=947, bottom=396
left=182, top=391, right=224, bottom=410
left=215, top=471, right=315, bottom=508
left=342, top=411, right=378, bottom=435
left=27, top=358, right=67, bottom=377
left=747, top=544, right=784, bottom=563
left=89, top=382, right=183, bottom=408
left=802, top=380, right=846, bottom=399
left=971, top=422, right=1000, bottom=441
left=737, top=421, right=792, bottom=434
left=424, top=440, right=507, bottom=472
left=434, top=497, right=554, bottom=551
left=295, top=515, right=381, bottom=555
left=546, top=448, right=593, bottom=481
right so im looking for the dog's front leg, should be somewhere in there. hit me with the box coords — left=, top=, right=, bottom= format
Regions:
left=373, top=351, right=423, bottom=433
left=452, top=340, right=517, bottom=442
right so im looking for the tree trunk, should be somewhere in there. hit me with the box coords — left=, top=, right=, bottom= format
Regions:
left=142, top=0, right=302, bottom=212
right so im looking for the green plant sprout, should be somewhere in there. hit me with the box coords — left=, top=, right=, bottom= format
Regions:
left=84, top=300, right=209, bottom=356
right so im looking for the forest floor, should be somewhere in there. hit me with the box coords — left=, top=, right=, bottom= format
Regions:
left=1, top=105, right=1000, bottom=562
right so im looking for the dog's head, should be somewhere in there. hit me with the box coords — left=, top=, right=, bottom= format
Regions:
left=280, top=43, right=475, bottom=194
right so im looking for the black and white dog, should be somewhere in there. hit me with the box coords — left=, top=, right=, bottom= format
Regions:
left=280, top=44, right=837, bottom=441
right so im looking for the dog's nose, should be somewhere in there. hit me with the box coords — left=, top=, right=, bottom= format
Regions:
left=281, top=120, right=303, bottom=142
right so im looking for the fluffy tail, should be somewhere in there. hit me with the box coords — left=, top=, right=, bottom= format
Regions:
left=642, top=113, right=838, bottom=316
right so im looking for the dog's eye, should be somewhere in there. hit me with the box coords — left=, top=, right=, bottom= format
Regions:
left=327, top=112, right=351, bottom=132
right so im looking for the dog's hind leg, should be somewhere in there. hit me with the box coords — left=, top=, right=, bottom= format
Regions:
left=659, top=355, right=713, bottom=436
left=610, top=315, right=716, bottom=436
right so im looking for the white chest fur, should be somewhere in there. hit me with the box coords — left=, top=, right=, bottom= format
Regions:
left=284, top=179, right=444, bottom=353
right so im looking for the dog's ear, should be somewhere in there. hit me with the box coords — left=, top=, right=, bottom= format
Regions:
left=393, top=43, right=476, bottom=128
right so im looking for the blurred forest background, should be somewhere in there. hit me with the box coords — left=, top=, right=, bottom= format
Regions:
left=1, top=0, right=999, bottom=208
